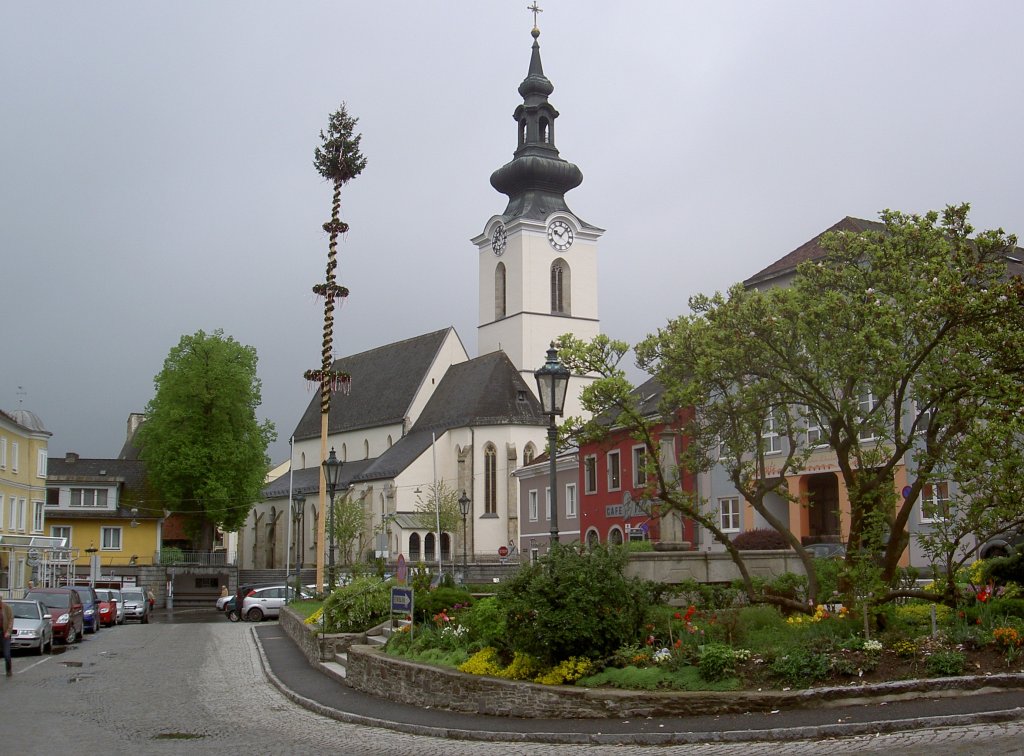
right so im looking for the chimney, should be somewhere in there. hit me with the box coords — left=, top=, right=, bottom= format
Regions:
left=126, top=412, right=146, bottom=442
left=65, top=452, right=79, bottom=463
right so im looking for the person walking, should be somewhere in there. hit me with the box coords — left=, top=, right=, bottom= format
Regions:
left=1, top=594, right=14, bottom=677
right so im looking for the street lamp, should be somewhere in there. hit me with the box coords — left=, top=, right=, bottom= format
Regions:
left=458, top=490, right=471, bottom=583
left=534, top=343, right=570, bottom=544
left=322, top=448, right=343, bottom=591
left=291, top=493, right=305, bottom=600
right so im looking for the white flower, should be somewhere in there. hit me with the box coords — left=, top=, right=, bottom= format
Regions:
left=864, top=639, right=883, bottom=653
left=653, top=648, right=671, bottom=663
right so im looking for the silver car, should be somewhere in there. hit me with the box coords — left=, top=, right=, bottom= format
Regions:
left=7, top=599, right=53, bottom=654
left=241, top=585, right=305, bottom=621
left=120, top=588, right=150, bottom=623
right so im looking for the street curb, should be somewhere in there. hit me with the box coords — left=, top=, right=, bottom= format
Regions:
left=251, top=627, right=1024, bottom=745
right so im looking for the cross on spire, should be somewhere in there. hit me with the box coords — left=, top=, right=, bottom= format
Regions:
left=528, top=2, right=542, bottom=29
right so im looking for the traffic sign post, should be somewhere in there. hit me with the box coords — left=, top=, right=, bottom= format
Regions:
left=391, top=586, right=414, bottom=641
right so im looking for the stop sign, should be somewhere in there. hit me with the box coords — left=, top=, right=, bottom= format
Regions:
left=498, top=546, right=509, bottom=557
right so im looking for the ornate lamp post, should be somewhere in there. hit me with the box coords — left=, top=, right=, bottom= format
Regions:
left=458, top=490, right=471, bottom=583
left=534, top=343, right=570, bottom=544
left=291, top=493, right=305, bottom=600
left=322, top=448, right=343, bottom=591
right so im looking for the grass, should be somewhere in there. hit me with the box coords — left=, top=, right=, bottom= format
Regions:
left=289, top=599, right=323, bottom=620
left=578, top=665, right=740, bottom=691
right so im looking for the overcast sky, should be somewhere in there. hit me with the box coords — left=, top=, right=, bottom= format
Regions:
left=3, top=1, right=1022, bottom=465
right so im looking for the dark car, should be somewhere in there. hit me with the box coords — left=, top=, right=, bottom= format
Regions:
left=70, top=586, right=102, bottom=634
left=93, top=589, right=119, bottom=627
left=23, top=588, right=85, bottom=644
left=978, top=528, right=1024, bottom=559
left=120, top=588, right=150, bottom=623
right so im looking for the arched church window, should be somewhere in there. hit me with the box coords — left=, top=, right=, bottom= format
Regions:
left=484, top=444, right=497, bottom=515
left=519, top=118, right=527, bottom=147
left=301, top=452, right=306, bottom=468
left=523, top=443, right=536, bottom=465
left=364, top=439, right=370, bottom=459
left=341, top=443, right=347, bottom=462
left=424, top=532, right=436, bottom=562
left=539, top=116, right=550, bottom=143
left=495, top=262, right=506, bottom=319
left=441, top=533, right=451, bottom=562
left=608, top=527, right=624, bottom=546
left=551, top=259, right=571, bottom=314
left=409, top=532, right=421, bottom=562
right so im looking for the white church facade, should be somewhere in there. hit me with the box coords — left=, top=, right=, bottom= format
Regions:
left=242, top=23, right=602, bottom=571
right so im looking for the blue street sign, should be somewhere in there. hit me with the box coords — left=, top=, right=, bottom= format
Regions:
left=391, top=587, right=414, bottom=614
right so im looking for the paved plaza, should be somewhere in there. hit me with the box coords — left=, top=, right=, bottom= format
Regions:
left=2, top=612, right=1024, bottom=755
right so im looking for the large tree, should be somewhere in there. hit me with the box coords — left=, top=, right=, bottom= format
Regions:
left=138, top=329, right=276, bottom=550
left=566, top=205, right=1024, bottom=611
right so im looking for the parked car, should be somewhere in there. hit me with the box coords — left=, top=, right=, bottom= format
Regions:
left=23, top=588, right=84, bottom=644
left=241, top=585, right=306, bottom=622
left=978, top=528, right=1024, bottom=560
left=70, top=586, right=102, bottom=634
left=7, top=599, right=53, bottom=655
left=107, top=589, right=126, bottom=625
left=805, top=542, right=847, bottom=559
left=93, top=589, right=119, bottom=627
left=120, top=588, right=150, bottom=623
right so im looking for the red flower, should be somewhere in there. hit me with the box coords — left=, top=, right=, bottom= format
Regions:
left=673, top=612, right=682, bottom=620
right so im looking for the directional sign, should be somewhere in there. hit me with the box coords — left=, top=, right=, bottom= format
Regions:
left=391, top=587, right=414, bottom=615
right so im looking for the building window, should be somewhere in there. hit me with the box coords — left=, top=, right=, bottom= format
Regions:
left=585, top=529, right=600, bottom=548
left=545, top=487, right=552, bottom=520
left=32, top=501, right=44, bottom=532
left=528, top=490, right=538, bottom=521
left=804, top=406, right=826, bottom=447
left=762, top=409, right=782, bottom=455
left=608, top=527, right=624, bottom=546
left=6, top=496, right=14, bottom=530
left=0, top=436, right=6, bottom=468
left=583, top=455, right=597, bottom=494
left=859, top=390, right=880, bottom=441
left=11, top=441, right=18, bottom=473
left=408, top=532, right=420, bottom=562
left=37, top=449, right=48, bottom=478
left=51, top=525, right=71, bottom=547
left=101, top=526, right=122, bottom=550
left=16, top=498, right=26, bottom=531
left=0, top=495, right=4, bottom=529
left=46, top=488, right=59, bottom=507
left=632, top=445, right=646, bottom=487
left=341, top=443, right=347, bottom=461
left=920, top=481, right=951, bottom=523
left=70, top=488, right=108, bottom=507
left=565, top=483, right=577, bottom=519
left=364, top=439, right=369, bottom=459
left=523, top=443, right=536, bottom=465
left=720, top=497, right=741, bottom=532
left=387, top=435, right=393, bottom=448
left=607, top=450, right=621, bottom=491
left=550, top=260, right=571, bottom=314
left=495, top=262, right=506, bottom=319
left=484, top=444, right=497, bottom=515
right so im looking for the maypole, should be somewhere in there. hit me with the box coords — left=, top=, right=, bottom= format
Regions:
left=304, top=103, right=366, bottom=593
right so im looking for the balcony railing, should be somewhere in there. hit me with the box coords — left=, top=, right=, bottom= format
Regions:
left=156, top=550, right=234, bottom=566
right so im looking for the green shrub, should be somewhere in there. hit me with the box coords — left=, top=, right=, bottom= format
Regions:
left=675, top=580, right=745, bottom=610
left=769, top=648, right=830, bottom=686
left=322, top=575, right=391, bottom=633
left=926, top=650, right=965, bottom=677
left=457, top=596, right=507, bottom=651
left=698, top=643, right=736, bottom=682
left=413, top=586, right=473, bottom=624
left=498, top=543, right=656, bottom=665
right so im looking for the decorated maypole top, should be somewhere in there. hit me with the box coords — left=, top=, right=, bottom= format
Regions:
left=304, top=104, right=367, bottom=409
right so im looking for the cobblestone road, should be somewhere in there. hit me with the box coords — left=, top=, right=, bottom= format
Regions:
left=2, top=620, right=1024, bottom=755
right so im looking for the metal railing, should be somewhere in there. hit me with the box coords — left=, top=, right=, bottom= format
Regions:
left=155, top=550, right=234, bottom=566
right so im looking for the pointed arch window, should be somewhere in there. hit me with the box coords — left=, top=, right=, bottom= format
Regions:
left=364, top=439, right=370, bottom=459
left=551, top=259, right=571, bottom=314
left=523, top=443, right=536, bottom=466
left=519, top=118, right=527, bottom=147
left=409, top=532, right=421, bottom=562
left=484, top=444, right=497, bottom=515
left=495, top=262, right=507, bottom=319
left=539, top=116, right=550, bottom=144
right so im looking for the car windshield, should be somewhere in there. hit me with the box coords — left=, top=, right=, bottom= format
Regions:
left=95, top=590, right=111, bottom=601
left=9, top=602, right=42, bottom=619
left=26, top=592, right=69, bottom=610
left=72, top=590, right=93, bottom=604
left=123, top=591, right=144, bottom=601
left=110, top=590, right=122, bottom=601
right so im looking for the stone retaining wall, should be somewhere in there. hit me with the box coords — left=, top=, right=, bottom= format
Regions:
left=341, top=643, right=1024, bottom=720
left=278, top=607, right=368, bottom=665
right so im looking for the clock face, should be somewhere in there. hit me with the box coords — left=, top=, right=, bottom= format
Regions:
left=491, top=225, right=507, bottom=256
left=547, top=219, right=574, bottom=252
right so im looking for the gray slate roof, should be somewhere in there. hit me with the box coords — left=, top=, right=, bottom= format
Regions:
left=266, top=349, right=548, bottom=493
left=291, top=328, right=456, bottom=442
left=46, top=455, right=160, bottom=519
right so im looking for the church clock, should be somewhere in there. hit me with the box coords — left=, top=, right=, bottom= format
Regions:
left=547, top=219, right=573, bottom=252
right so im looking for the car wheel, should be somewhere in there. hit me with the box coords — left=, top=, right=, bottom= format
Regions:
left=246, top=607, right=264, bottom=622
left=227, top=609, right=240, bottom=622
left=985, top=546, right=1010, bottom=559
left=65, top=626, right=77, bottom=645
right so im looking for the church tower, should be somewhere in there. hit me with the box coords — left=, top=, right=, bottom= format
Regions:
left=472, top=21, right=603, bottom=418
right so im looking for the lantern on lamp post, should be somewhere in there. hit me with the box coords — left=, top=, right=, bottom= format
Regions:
left=291, top=493, right=305, bottom=599
left=534, top=343, right=570, bottom=544
left=322, top=448, right=343, bottom=591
